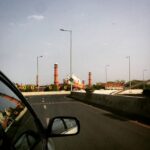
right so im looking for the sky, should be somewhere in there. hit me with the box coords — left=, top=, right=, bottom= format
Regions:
left=0, top=0, right=150, bottom=85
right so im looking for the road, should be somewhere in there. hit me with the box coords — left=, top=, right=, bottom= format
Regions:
left=26, top=95, right=150, bottom=150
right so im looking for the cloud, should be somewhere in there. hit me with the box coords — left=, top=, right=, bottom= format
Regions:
left=43, top=42, right=52, bottom=49
left=81, top=13, right=86, bottom=17
left=9, top=22, right=15, bottom=26
left=46, top=42, right=52, bottom=46
left=27, top=15, right=45, bottom=21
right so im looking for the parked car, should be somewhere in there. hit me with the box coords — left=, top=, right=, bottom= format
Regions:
left=0, top=71, right=80, bottom=150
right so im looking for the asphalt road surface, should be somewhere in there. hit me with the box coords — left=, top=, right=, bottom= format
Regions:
left=26, top=95, right=150, bottom=150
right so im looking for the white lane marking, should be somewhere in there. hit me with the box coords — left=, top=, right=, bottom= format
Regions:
left=43, top=105, right=47, bottom=109
left=46, top=117, right=50, bottom=125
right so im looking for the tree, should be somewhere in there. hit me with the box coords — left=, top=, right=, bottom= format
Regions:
left=93, top=84, right=105, bottom=90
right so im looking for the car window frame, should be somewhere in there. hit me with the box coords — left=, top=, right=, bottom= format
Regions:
left=0, top=71, right=44, bottom=133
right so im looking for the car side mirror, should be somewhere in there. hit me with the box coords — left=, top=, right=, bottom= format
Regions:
left=47, top=117, right=80, bottom=137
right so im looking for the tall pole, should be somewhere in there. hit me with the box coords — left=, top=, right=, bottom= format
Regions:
left=70, top=30, right=72, bottom=92
left=60, top=28, right=73, bottom=92
left=129, top=56, right=131, bottom=90
left=36, top=56, right=43, bottom=91
left=126, top=56, right=131, bottom=92
left=105, top=65, right=109, bottom=83
left=36, top=56, right=38, bottom=87
left=143, top=69, right=147, bottom=89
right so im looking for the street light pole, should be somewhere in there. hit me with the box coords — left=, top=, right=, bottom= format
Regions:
left=36, top=56, right=43, bottom=91
left=105, top=65, right=109, bottom=83
left=143, top=69, right=147, bottom=89
left=60, top=28, right=73, bottom=92
left=126, top=56, right=131, bottom=92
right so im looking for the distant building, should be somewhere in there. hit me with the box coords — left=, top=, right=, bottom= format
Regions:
left=64, top=74, right=84, bottom=89
left=105, top=82, right=124, bottom=90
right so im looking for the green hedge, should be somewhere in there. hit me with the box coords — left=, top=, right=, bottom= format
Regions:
left=143, top=89, right=150, bottom=97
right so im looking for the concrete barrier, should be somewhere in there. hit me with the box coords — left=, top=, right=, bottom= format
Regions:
left=70, top=92, right=150, bottom=121
left=76, top=89, right=143, bottom=95
left=22, top=91, right=70, bottom=96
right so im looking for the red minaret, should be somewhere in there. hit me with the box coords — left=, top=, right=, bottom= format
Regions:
left=54, top=63, right=59, bottom=86
left=88, top=72, right=92, bottom=87
left=82, top=80, right=85, bottom=89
